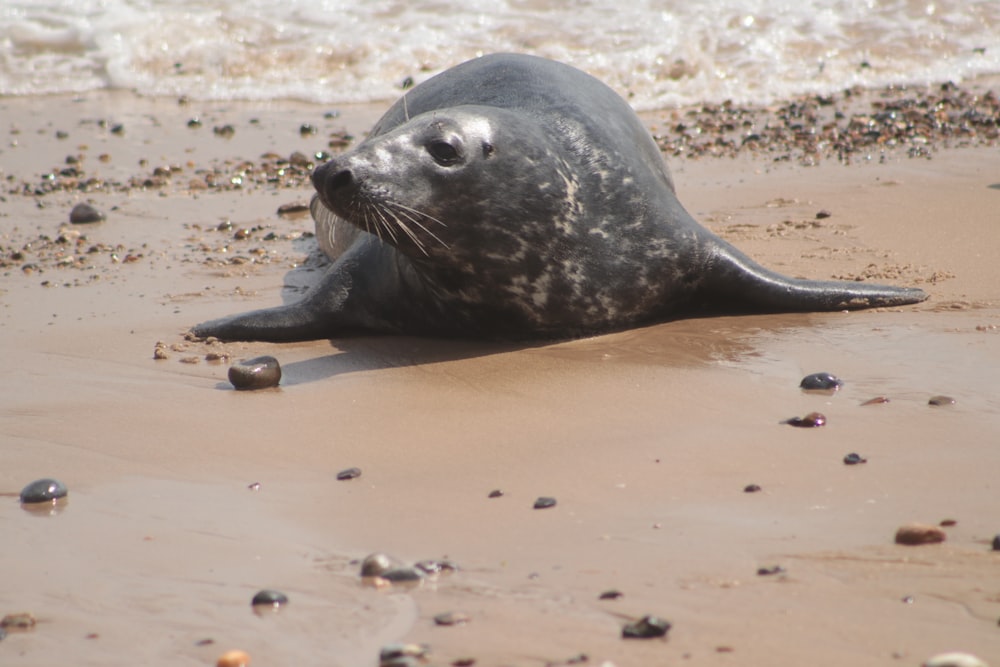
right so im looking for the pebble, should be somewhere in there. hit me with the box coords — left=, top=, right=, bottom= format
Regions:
left=928, top=395, right=956, bottom=406
left=69, top=202, right=105, bottom=224
left=488, top=489, right=504, bottom=498
left=861, top=396, right=890, bottom=405
left=19, top=478, right=68, bottom=504
left=533, top=496, right=557, bottom=509
left=228, top=356, right=281, bottom=390
left=743, top=484, right=762, bottom=493
left=250, top=589, right=288, bottom=608
left=336, top=467, right=362, bottom=481
left=433, top=611, right=469, bottom=626
left=1, top=612, right=36, bottom=629
left=922, top=652, right=988, bottom=667
left=991, top=534, right=1000, bottom=551
left=621, top=615, right=671, bottom=639
left=360, top=553, right=397, bottom=577
left=784, top=412, right=826, bottom=427
left=599, top=590, right=624, bottom=600
left=815, top=209, right=832, bottom=219
left=381, top=567, right=424, bottom=583
left=895, top=522, right=947, bottom=545
left=757, top=565, right=786, bottom=576
left=843, top=452, right=867, bottom=465
left=379, top=643, right=430, bottom=666
left=216, top=649, right=251, bottom=667
left=799, top=372, right=843, bottom=391
left=276, top=202, right=310, bottom=217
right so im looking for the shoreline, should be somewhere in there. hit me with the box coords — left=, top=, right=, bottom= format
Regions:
left=2, top=72, right=999, bottom=666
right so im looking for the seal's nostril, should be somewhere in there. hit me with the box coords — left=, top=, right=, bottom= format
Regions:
left=328, top=169, right=354, bottom=191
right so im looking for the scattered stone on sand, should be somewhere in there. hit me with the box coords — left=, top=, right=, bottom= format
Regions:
left=928, top=395, right=957, bottom=406
left=228, top=356, right=281, bottom=390
left=433, top=611, right=470, bottom=626
left=784, top=412, right=826, bottom=427
left=380, top=643, right=431, bottom=667
left=277, top=202, right=310, bottom=218
left=1, top=612, right=37, bottom=630
left=336, top=467, right=362, bottom=481
left=922, top=652, right=988, bottom=667
left=756, top=565, right=786, bottom=576
left=895, top=522, right=947, bottom=545
left=743, top=483, right=762, bottom=493
left=69, top=202, right=105, bottom=224
left=250, top=589, right=288, bottom=608
left=621, top=615, right=671, bottom=639
left=533, top=496, right=557, bottom=509
left=360, top=553, right=397, bottom=578
left=153, top=341, right=169, bottom=360
left=991, top=534, right=1000, bottom=551
left=19, top=478, right=68, bottom=504
left=799, top=372, right=843, bottom=391
left=599, top=589, right=624, bottom=600
left=843, top=452, right=867, bottom=465
left=939, top=518, right=957, bottom=527
left=861, top=396, right=890, bottom=405
left=216, top=649, right=251, bottom=667
left=213, top=124, right=235, bottom=138
left=247, top=482, right=261, bottom=491
left=488, top=489, right=504, bottom=498
left=815, top=209, right=832, bottom=219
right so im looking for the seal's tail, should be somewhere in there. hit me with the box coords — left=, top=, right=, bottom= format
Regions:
left=699, top=238, right=928, bottom=313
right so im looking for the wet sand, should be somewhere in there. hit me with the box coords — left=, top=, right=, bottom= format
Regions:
left=2, top=81, right=999, bottom=667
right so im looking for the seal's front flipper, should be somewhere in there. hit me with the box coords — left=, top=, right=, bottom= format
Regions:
left=191, top=245, right=393, bottom=342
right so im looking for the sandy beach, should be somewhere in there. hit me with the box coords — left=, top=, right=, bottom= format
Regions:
left=2, top=76, right=999, bottom=667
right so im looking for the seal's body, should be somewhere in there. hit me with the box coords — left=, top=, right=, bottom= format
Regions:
left=192, top=54, right=926, bottom=342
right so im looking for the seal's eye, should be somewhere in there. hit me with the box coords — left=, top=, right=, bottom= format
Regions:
left=427, top=140, right=461, bottom=166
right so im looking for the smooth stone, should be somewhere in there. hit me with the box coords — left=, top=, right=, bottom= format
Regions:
left=19, top=478, right=68, bottom=504
left=757, top=565, right=786, bottom=576
left=379, top=643, right=430, bottom=662
left=743, top=484, right=762, bottom=493
left=991, top=534, right=1000, bottom=551
left=922, top=652, right=988, bottom=667
left=895, top=522, right=947, bottom=545
left=433, top=611, right=469, bottom=626
left=228, top=356, right=281, bottom=390
left=621, top=614, right=671, bottom=639
left=533, top=496, right=557, bottom=509
left=250, top=589, right=288, bottom=607
left=360, top=552, right=396, bottom=577
left=843, top=452, right=867, bottom=465
left=216, top=649, right=251, bottom=667
left=929, top=395, right=957, bottom=406
left=799, top=372, right=843, bottom=391
left=336, top=467, right=362, bottom=481
left=599, top=590, right=624, bottom=600
left=381, top=567, right=424, bottom=583
left=488, top=489, right=504, bottom=498
left=785, top=412, right=826, bottom=427
left=69, top=202, right=106, bottom=224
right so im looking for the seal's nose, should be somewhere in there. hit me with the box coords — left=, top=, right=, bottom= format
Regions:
left=312, top=160, right=354, bottom=194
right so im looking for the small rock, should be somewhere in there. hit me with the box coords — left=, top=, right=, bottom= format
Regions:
left=216, top=649, right=251, bottom=667
left=360, top=553, right=397, bottom=577
left=939, top=518, right=957, bottom=527
left=380, top=643, right=430, bottom=665
left=228, top=356, right=281, bottom=390
left=621, top=615, right=671, bottom=639
left=19, top=478, right=68, bottom=504
left=69, top=202, right=105, bottom=224
left=533, top=496, right=557, bottom=509
left=433, top=611, right=469, bottom=626
left=276, top=202, right=310, bottom=218
left=861, top=396, right=890, bottom=405
left=922, top=652, right=988, bottom=667
left=843, top=452, right=867, bottom=465
left=815, top=209, right=832, bottom=219
left=784, top=412, right=826, bottom=427
left=1, top=612, right=36, bottom=629
left=381, top=567, right=424, bottom=583
left=928, top=395, right=956, bottom=406
left=799, top=371, right=843, bottom=391
left=599, top=590, right=624, bottom=600
left=336, top=467, right=362, bottom=481
left=756, top=565, right=786, bottom=576
left=487, top=489, right=504, bottom=498
left=743, top=484, right=762, bottom=493
left=250, top=589, right=288, bottom=608
left=991, top=534, right=1000, bottom=551
left=895, top=522, right=947, bottom=545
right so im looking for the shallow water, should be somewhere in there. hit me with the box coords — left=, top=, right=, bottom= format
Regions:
left=3, top=0, right=999, bottom=107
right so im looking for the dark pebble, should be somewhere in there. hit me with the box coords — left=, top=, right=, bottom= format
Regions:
left=382, top=567, right=424, bottom=583
left=861, top=396, right=890, bottom=406
left=815, top=209, right=832, bottom=219
left=433, top=611, right=469, bottom=626
left=894, top=522, right=947, bottom=545
left=757, top=565, right=786, bottom=576
left=785, top=412, right=826, bottom=427
left=533, top=496, right=557, bottom=509
left=276, top=202, right=310, bottom=217
left=360, top=553, right=395, bottom=577
left=488, top=489, right=504, bottom=498
left=743, top=484, right=762, bottom=493
left=799, top=372, right=843, bottom=391
left=843, top=452, right=867, bottom=465
left=928, top=395, right=956, bottom=406
left=299, top=123, right=317, bottom=136
left=19, top=478, right=68, bottom=504
left=599, top=590, right=623, bottom=600
left=991, top=534, right=1000, bottom=551
left=69, top=202, right=106, bottom=224
left=621, top=614, right=671, bottom=639
left=228, top=356, right=281, bottom=390
left=251, top=589, right=288, bottom=607
left=336, top=467, right=362, bottom=481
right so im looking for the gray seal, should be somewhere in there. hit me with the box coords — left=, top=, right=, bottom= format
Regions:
left=192, top=53, right=927, bottom=342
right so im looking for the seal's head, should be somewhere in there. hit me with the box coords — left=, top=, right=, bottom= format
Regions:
left=311, top=106, right=581, bottom=268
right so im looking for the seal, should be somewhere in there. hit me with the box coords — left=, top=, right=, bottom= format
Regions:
left=192, top=53, right=927, bottom=342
